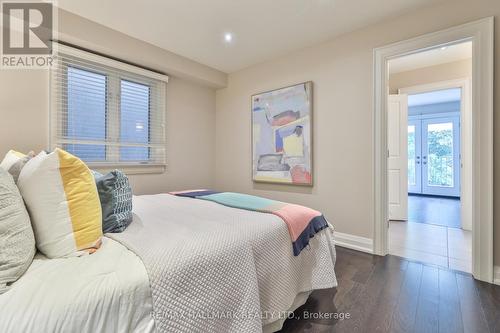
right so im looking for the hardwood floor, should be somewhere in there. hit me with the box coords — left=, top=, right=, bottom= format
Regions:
left=408, top=194, right=461, bottom=228
left=279, top=246, right=500, bottom=333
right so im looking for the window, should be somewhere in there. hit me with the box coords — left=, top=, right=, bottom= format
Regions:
left=66, top=66, right=107, bottom=161
left=51, top=44, right=167, bottom=170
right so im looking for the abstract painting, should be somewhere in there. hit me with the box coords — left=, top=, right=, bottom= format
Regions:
left=252, top=82, right=313, bottom=185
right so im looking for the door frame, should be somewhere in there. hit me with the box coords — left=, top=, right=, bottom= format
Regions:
left=373, top=18, right=494, bottom=283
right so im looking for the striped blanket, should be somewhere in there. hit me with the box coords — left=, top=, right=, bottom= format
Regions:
left=170, top=190, right=330, bottom=256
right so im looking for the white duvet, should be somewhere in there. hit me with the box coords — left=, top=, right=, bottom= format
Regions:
left=109, top=194, right=338, bottom=333
left=0, top=194, right=337, bottom=333
left=0, top=237, right=155, bottom=333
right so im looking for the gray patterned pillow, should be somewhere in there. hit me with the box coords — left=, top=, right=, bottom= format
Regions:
left=0, top=168, right=36, bottom=294
left=95, top=170, right=133, bottom=233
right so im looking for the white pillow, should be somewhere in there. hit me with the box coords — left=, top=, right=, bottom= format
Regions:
left=0, top=150, right=25, bottom=170
left=0, top=168, right=35, bottom=294
left=0, top=150, right=35, bottom=183
left=17, top=149, right=103, bottom=258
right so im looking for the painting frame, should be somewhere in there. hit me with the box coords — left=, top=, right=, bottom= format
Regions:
left=251, top=81, right=313, bottom=186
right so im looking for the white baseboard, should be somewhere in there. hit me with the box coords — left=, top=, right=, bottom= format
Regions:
left=334, top=231, right=373, bottom=254
left=494, top=266, right=500, bottom=286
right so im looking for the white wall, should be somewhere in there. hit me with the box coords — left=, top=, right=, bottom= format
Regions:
left=215, top=0, right=500, bottom=265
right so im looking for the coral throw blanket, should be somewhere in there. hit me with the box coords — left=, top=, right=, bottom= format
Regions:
left=170, top=190, right=330, bottom=256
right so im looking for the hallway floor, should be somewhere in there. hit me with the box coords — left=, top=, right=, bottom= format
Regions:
left=408, top=194, right=461, bottom=228
left=389, top=221, right=471, bottom=273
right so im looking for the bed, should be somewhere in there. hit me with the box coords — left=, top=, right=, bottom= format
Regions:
left=0, top=237, right=155, bottom=332
left=0, top=193, right=337, bottom=333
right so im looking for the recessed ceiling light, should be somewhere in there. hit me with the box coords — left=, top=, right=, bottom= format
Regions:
left=224, top=33, right=233, bottom=43
left=440, top=46, right=448, bottom=50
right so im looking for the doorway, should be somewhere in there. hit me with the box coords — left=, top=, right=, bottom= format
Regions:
left=388, top=68, right=470, bottom=272
left=408, top=89, right=462, bottom=232
left=373, top=17, right=494, bottom=283
left=408, top=102, right=460, bottom=197
left=399, top=80, right=471, bottom=230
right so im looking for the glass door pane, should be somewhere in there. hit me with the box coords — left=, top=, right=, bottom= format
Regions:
left=426, top=122, right=454, bottom=187
left=422, top=116, right=460, bottom=197
left=407, top=119, right=422, bottom=194
left=408, top=125, right=416, bottom=186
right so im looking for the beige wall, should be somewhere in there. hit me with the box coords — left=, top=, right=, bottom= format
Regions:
left=389, top=58, right=472, bottom=94
left=0, top=10, right=219, bottom=195
left=215, top=0, right=500, bottom=264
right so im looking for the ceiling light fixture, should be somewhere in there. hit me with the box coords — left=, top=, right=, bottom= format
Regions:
left=440, top=46, right=448, bottom=50
left=224, top=33, right=233, bottom=43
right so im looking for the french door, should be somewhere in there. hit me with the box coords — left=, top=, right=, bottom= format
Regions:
left=408, top=115, right=460, bottom=197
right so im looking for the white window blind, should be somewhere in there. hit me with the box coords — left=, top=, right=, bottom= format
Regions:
left=50, top=44, right=168, bottom=169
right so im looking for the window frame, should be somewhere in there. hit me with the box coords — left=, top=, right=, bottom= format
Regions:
left=50, top=44, right=168, bottom=174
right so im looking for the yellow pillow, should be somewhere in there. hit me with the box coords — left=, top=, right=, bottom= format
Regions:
left=17, top=149, right=102, bottom=258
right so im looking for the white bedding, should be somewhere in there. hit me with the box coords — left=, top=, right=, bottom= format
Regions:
left=109, top=194, right=338, bottom=333
left=0, top=193, right=337, bottom=333
left=0, top=237, right=155, bottom=333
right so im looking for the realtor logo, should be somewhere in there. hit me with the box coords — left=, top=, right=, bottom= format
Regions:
left=1, top=1, right=56, bottom=68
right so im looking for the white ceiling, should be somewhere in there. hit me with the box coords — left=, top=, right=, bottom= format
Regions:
left=58, top=0, right=445, bottom=73
left=389, top=41, right=472, bottom=74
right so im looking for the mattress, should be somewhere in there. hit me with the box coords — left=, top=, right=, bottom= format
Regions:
left=0, top=237, right=155, bottom=333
